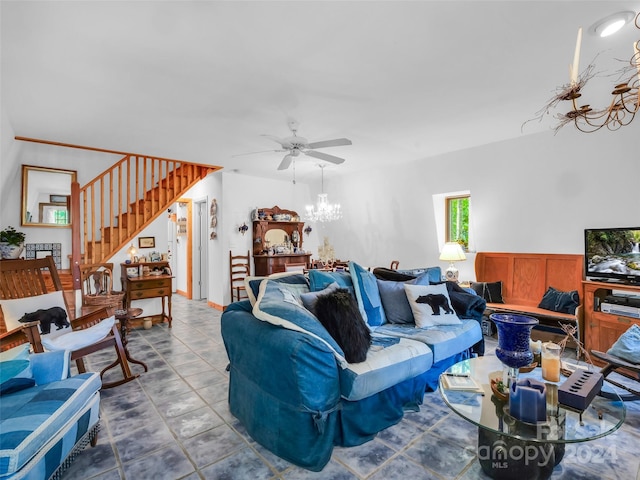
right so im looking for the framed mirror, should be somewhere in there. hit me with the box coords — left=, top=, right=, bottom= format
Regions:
left=21, top=165, right=77, bottom=227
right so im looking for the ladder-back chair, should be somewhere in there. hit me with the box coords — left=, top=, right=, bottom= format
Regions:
left=229, top=250, right=251, bottom=302
left=0, top=256, right=137, bottom=388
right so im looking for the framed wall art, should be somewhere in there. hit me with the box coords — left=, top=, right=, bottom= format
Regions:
left=138, top=237, right=155, bottom=249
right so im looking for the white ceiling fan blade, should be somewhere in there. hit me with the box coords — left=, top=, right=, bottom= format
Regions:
left=277, top=154, right=294, bottom=170
left=232, top=149, right=286, bottom=158
left=307, top=138, right=352, bottom=149
left=261, top=134, right=294, bottom=149
left=304, top=150, right=345, bottom=164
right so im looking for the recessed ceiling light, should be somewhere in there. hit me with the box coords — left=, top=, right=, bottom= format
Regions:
left=589, top=11, right=636, bottom=37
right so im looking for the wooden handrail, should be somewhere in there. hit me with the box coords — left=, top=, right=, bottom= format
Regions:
left=22, top=137, right=223, bottom=266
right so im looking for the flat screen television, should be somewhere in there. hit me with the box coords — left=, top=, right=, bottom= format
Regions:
left=584, top=227, right=640, bottom=284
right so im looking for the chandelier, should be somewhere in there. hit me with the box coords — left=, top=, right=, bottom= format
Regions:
left=305, top=165, right=342, bottom=223
left=529, top=12, right=640, bottom=133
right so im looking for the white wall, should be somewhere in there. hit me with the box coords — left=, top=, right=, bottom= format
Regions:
left=322, top=126, right=640, bottom=282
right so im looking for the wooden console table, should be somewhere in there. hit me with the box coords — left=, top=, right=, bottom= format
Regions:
left=120, top=262, right=173, bottom=328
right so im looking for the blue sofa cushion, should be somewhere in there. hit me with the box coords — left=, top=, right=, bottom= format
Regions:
left=253, top=279, right=345, bottom=362
left=374, top=320, right=482, bottom=363
left=0, top=360, right=34, bottom=396
left=308, top=270, right=355, bottom=297
left=339, top=334, right=433, bottom=401
left=300, top=282, right=341, bottom=316
left=245, top=272, right=309, bottom=305
left=349, top=261, right=387, bottom=327
left=376, top=271, right=433, bottom=324
left=0, top=372, right=101, bottom=476
left=397, top=267, right=442, bottom=283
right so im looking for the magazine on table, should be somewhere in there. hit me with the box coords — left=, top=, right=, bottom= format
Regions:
left=441, top=373, right=484, bottom=393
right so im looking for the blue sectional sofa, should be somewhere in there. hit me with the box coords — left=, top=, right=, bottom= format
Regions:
left=221, top=263, right=484, bottom=471
left=0, top=345, right=101, bottom=480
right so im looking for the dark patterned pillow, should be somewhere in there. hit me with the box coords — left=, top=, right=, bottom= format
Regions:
left=538, top=286, right=580, bottom=314
left=314, top=289, right=372, bottom=364
left=470, top=281, right=504, bottom=303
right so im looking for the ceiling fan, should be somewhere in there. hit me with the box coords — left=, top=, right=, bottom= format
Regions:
left=236, top=118, right=352, bottom=170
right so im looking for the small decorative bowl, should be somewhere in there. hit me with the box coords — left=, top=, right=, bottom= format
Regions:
left=519, top=362, right=538, bottom=373
left=490, top=379, right=509, bottom=401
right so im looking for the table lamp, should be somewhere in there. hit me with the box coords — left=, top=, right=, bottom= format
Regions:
left=439, top=242, right=466, bottom=281
left=127, top=244, right=137, bottom=263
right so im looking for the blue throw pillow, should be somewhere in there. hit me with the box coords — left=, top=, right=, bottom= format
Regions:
left=246, top=272, right=309, bottom=305
left=349, top=261, right=386, bottom=327
left=607, top=324, right=640, bottom=364
left=0, top=359, right=34, bottom=395
left=308, top=269, right=354, bottom=293
left=376, top=271, right=433, bottom=324
left=538, top=286, right=580, bottom=314
left=300, top=282, right=341, bottom=316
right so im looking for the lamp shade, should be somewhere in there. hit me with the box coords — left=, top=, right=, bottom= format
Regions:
left=439, top=242, right=466, bottom=262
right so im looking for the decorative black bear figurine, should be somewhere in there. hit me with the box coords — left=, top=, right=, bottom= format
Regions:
left=19, top=307, right=70, bottom=334
left=416, top=294, right=455, bottom=315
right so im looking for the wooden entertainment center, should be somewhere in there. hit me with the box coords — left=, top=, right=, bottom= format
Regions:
left=583, top=280, right=640, bottom=358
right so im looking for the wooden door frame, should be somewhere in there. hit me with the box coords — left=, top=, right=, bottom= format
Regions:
left=176, top=198, right=193, bottom=299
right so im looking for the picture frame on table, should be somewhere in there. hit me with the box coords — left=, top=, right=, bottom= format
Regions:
left=138, top=236, right=155, bottom=248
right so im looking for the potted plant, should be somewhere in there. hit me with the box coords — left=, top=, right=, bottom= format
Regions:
left=0, top=226, right=26, bottom=259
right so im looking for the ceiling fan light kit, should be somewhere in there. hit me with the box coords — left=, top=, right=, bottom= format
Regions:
left=237, top=118, right=352, bottom=171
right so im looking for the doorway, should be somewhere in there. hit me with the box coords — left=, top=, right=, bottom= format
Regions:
left=174, top=199, right=193, bottom=298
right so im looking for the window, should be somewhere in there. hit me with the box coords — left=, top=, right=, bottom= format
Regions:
left=446, top=195, right=470, bottom=250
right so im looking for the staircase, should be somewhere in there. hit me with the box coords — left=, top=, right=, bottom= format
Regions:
left=72, top=154, right=218, bottom=268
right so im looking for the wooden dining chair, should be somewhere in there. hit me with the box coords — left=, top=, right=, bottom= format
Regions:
left=284, top=262, right=306, bottom=272
left=0, top=256, right=137, bottom=388
left=229, top=250, right=251, bottom=302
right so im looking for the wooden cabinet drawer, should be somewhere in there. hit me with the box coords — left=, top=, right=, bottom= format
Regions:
left=130, top=279, right=170, bottom=289
left=132, top=287, right=170, bottom=300
left=594, top=311, right=636, bottom=326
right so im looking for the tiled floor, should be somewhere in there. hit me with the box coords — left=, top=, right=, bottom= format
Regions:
left=62, top=296, right=640, bottom=479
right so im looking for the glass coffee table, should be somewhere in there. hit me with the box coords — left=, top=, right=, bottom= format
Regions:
left=439, top=356, right=626, bottom=480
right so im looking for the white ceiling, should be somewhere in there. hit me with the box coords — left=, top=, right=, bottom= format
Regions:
left=2, top=1, right=639, bottom=183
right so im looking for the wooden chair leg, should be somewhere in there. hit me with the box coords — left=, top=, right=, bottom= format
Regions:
left=76, top=358, right=88, bottom=374
left=100, top=325, right=138, bottom=389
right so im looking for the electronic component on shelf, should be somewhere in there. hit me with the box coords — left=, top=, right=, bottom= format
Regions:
left=558, top=370, right=603, bottom=411
left=600, top=302, right=640, bottom=319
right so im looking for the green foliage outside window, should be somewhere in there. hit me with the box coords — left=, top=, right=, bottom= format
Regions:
left=447, top=196, right=469, bottom=250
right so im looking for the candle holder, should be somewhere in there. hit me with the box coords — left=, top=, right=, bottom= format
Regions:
left=490, top=313, right=539, bottom=383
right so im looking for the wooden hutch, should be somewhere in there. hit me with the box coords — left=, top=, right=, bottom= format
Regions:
left=252, top=206, right=311, bottom=276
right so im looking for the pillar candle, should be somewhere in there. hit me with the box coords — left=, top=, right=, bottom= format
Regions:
left=509, top=378, right=547, bottom=423
left=634, top=41, right=640, bottom=88
left=571, top=27, right=583, bottom=85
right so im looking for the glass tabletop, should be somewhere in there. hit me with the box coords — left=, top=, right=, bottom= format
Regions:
left=439, top=356, right=626, bottom=444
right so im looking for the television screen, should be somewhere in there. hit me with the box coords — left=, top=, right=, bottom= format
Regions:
left=585, top=228, right=640, bottom=284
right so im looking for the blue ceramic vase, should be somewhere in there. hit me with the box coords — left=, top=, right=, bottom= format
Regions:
left=490, top=313, right=539, bottom=369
